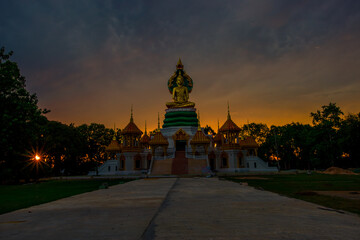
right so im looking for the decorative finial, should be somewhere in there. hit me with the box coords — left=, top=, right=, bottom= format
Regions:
left=157, top=112, right=160, bottom=130
left=145, top=121, right=147, bottom=135
left=197, top=110, right=201, bottom=130
left=227, top=101, right=231, bottom=120
left=130, top=105, right=134, bottom=122
left=176, top=58, right=183, bottom=70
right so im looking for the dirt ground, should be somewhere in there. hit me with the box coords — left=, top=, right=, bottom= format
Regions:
left=322, top=167, right=358, bottom=175
left=315, top=191, right=360, bottom=200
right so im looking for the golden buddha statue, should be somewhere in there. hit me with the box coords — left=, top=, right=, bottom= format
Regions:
left=166, top=75, right=195, bottom=108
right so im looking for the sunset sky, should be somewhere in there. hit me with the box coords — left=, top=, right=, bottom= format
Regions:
left=1, top=0, right=360, bottom=131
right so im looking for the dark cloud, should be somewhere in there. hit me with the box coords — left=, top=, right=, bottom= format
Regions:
left=1, top=0, right=359, bottom=129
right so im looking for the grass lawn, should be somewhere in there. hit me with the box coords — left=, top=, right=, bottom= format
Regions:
left=0, top=178, right=133, bottom=215
left=226, top=173, right=360, bottom=215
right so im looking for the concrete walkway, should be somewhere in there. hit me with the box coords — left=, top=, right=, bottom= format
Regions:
left=0, top=178, right=359, bottom=240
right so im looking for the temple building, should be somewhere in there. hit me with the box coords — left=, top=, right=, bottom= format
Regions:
left=92, top=59, right=277, bottom=176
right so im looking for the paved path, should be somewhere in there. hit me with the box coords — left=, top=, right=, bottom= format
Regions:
left=1, top=178, right=360, bottom=240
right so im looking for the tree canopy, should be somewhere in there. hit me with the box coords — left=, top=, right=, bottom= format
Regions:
left=0, top=48, right=116, bottom=182
left=0, top=47, right=49, bottom=181
left=258, top=103, right=359, bottom=170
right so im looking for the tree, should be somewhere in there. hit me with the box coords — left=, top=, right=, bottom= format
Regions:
left=338, top=113, right=360, bottom=168
left=311, top=102, right=343, bottom=128
left=204, top=125, right=215, bottom=135
left=259, top=123, right=315, bottom=170
left=76, top=123, right=113, bottom=171
left=310, top=103, right=343, bottom=167
left=0, top=47, right=49, bottom=182
left=258, top=125, right=294, bottom=170
left=39, top=121, right=87, bottom=176
left=240, top=123, right=269, bottom=145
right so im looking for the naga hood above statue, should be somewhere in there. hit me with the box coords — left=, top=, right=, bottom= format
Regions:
left=166, top=59, right=195, bottom=109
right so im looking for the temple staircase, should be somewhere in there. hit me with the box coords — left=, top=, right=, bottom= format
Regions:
left=171, top=151, right=188, bottom=175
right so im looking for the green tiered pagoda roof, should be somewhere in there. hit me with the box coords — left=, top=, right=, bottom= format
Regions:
left=163, top=109, right=198, bottom=128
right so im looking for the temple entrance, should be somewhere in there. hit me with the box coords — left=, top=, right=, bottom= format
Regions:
left=176, top=140, right=186, bottom=151
left=209, top=158, right=215, bottom=171
left=172, top=140, right=188, bottom=174
left=208, top=152, right=216, bottom=171
left=171, top=129, right=190, bottom=175
left=237, top=151, right=244, bottom=168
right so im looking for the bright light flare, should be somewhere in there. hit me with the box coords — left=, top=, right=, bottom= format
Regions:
left=24, top=148, right=48, bottom=174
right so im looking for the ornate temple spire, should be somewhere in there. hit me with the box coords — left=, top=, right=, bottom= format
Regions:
left=144, top=121, right=147, bottom=135
left=106, top=123, right=121, bottom=153
left=130, top=105, right=134, bottom=123
left=219, top=101, right=241, bottom=133
left=197, top=110, right=201, bottom=130
left=176, top=58, right=183, bottom=70
left=157, top=112, right=160, bottom=131
left=227, top=101, right=231, bottom=120
left=140, top=120, right=150, bottom=147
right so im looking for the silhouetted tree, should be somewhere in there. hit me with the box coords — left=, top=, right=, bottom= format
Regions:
left=204, top=125, right=215, bottom=135
left=76, top=123, right=113, bottom=171
left=39, top=121, right=88, bottom=175
left=259, top=103, right=357, bottom=170
left=310, top=103, right=343, bottom=167
left=0, top=47, right=49, bottom=182
left=241, top=123, right=269, bottom=145
left=338, top=113, right=360, bottom=168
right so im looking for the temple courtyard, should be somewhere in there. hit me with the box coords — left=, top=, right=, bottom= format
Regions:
left=1, top=178, right=360, bottom=240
